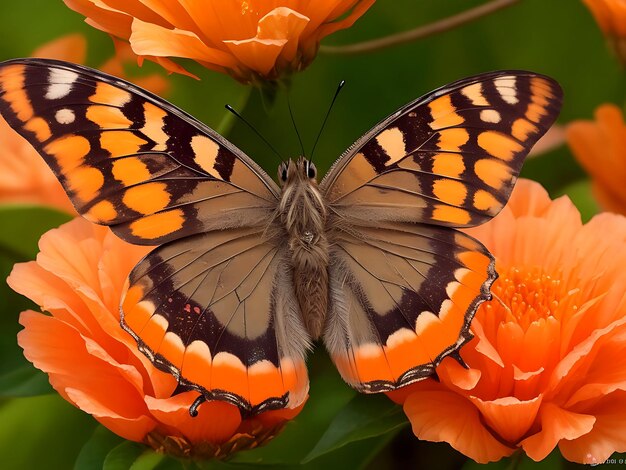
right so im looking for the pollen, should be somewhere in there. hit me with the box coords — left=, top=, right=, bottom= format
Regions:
left=483, top=266, right=571, bottom=330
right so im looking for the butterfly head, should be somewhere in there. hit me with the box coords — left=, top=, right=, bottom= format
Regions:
left=278, top=157, right=317, bottom=187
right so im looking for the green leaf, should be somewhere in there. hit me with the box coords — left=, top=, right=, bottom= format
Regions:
left=0, top=205, right=71, bottom=261
left=303, top=393, right=408, bottom=463
left=0, top=395, right=97, bottom=469
left=129, top=450, right=166, bottom=470
left=74, top=425, right=125, bottom=470
left=0, top=365, right=52, bottom=398
left=103, top=441, right=146, bottom=470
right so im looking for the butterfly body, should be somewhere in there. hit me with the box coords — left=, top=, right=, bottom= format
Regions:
left=0, top=59, right=562, bottom=416
left=277, top=157, right=329, bottom=339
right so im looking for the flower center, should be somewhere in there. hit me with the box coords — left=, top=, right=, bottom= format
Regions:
left=482, top=266, right=563, bottom=330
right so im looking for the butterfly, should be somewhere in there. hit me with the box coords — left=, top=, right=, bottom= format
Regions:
left=0, top=59, right=562, bottom=417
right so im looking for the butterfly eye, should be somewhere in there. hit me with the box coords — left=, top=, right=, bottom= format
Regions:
left=306, top=162, right=317, bottom=179
left=278, top=163, right=288, bottom=183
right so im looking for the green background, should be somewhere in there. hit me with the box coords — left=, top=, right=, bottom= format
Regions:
left=0, top=1, right=617, bottom=468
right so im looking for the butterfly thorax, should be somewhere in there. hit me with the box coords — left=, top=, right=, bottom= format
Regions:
left=277, top=158, right=329, bottom=339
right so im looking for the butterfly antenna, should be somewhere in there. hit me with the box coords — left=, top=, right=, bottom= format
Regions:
left=288, top=94, right=306, bottom=158
left=310, top=80, right=345, bottom=163
left=225, top=104, right=284, bottom=164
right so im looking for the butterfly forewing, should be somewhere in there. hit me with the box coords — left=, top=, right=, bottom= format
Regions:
left=321, top=71, right=563, bottom=228
left=0, top=59, right=279, bottom=245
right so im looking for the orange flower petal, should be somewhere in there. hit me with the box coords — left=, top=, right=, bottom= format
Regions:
left=130, top=18, right=238, bottom=69
left=63, top=0, right=134, bottom=38
left=309, top=0, right=376, bottom=43
left=403, top=389, right=515, bottom=463
left=31, top=33, right=87, bottom=63
left=558, top=391, right=626, bottom=464
left=567, top=104, right=626, bottom=215
left=67, top=387, right=157, bottom=441
left=223, top=38, right=287, bottom=76
left=18, top=310, right=156, bottom=441
left=63, top=0, right=374, bottom=81
left=255, top=7, right=310, bottom=63
left=469, top=395, right=543, bottom=444
left=145, top=392, right=242, bottom=444
left=436, top=356, right=481, bottom=391
left=521, top=403, right=596, bottom=461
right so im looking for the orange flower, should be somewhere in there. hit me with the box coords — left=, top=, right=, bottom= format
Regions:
left=7, top=218, right=304, bottom=458
left=0, top=34, right=168, bottom=214
left=62, top=0, right=376, bottom=83
left=388, top=179, right=626, bottom=464
left=567, top=103, right=626, bottom=215
left=583, top=0, right=626, bottom=64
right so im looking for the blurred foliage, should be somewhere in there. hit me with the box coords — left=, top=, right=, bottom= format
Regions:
left=0, top=0, right=621, bottom=469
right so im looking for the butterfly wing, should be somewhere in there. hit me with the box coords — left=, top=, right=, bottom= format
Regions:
left=325, top=222, right=493, bottom=391
left=0, top=58, right=310, bottom=414
left=122, top=227, right=310, bottom=415
left=0, top=58, right=279, bottom=245
left=321, top=71, right=562, bottom=227
left=322, top=71, right=562, bottom=391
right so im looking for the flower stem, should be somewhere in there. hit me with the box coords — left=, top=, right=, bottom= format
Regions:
left=320, top=0, right=521, bottom=55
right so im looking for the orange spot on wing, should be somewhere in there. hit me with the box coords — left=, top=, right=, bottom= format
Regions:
left=181, top=340, right=212, bottom=391
left=433, top=179, right=468, bottom=206
left=458, top=250, right=492, bottom=273
left=211, top=352, right=250, bottom=402
left=511, top=118, right=538, bottom=142
left=123, top=182, right=171, bottom=215
left=0, top=64, right=34, bottom=122
left=191, top=135, right=220, bottom=176
left=86, top=105, right=133, bottom=127
left=129, top=209, right=185, bottom=239
left=384, top=329, right=432, bottom=378
left=100, top=130, right=147, bottom=157
left=474, top=158, right=511, bottom=189
left=123, top=287, right=154, bottom=333
left=142, top=102, right=168, bottom=151
left=432, top=205, right=471, bottom=225
left=24, top=117, right=51, bottom=141
left=526, top=103, right=547, bottom=123
left=477, top=131, right=523, bottom=161
left=352, top=344, right=394, bottom=383
left=44, top=135, right=91, bottom=173
left=248, top=360, right=285, bottom=407
left=85, top=200, right=117, bottom=223
left=473, top=189, right=500, bottom=212
left=437, top=128, right=469, bottom=152
left=432, top=153, right=465, bottom=178
left=141, top=314, right=168, bottom=351
left=429, top=94, right=464, bottom=129
left=159, top=332, right=186, bottom=370
left=112, top=157, right=151, bottom=186
left=89, top=81, right=131, bottom=106
left=66, top=166, right=104, bottom=203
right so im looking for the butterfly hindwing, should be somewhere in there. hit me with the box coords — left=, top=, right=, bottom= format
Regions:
left=0, top=58, right=279, bottom=245
left=321, top=71, right=562, bottom=228
left=325, top=221, right=494, bottom=391
left=121, top=227, right=310, bottom=415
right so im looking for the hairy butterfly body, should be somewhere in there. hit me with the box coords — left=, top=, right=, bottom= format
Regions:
left=0, top=59, right=562, bottom=416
